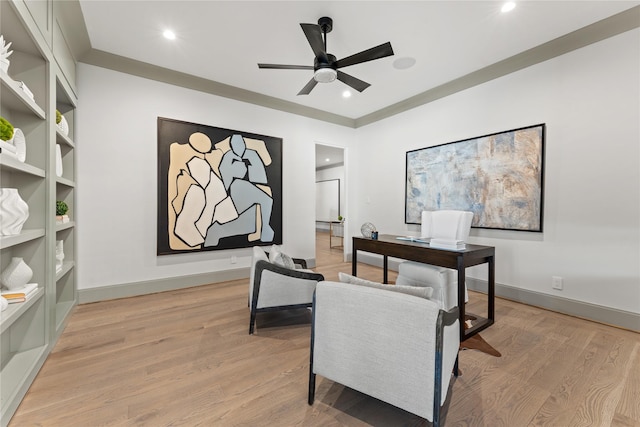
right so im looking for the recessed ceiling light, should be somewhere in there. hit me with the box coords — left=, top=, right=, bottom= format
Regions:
left=342, top=90, right=352, bottom=98
left=325, top=158, right=330, bottom=162
left=501, top=2, right=516, bottom=13
left=393, top=57, right=416, bottom=70
left=163, top=29, right=176, bottom=40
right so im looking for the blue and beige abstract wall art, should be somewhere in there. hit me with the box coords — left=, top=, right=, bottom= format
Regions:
left=405, top=124, right=545, bottom=232
left=157, top=117, right=283, bottom=255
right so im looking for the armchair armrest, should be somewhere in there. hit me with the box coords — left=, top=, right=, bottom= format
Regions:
left=292, top=258, right=308, bottom=269
left=249, top=260, right=324, bottom=334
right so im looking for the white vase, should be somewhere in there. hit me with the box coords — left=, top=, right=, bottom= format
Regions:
left=0, top=188, right=29, bottom=235
left=12, top=128, right=26, bottom=162
left=0, top=257, right=33, bottom=290
left=0, top=139, right=17, bottom=157
left=57, top=115, right=69, bottom=136
left=0, top=296, right=8, bottom=312
left=56, top=240, right=64, bottom=273
left=55, top=144, right=63, bottom=177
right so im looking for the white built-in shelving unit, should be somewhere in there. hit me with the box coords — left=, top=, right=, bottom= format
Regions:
left=0, top=1, right=77, bottom=425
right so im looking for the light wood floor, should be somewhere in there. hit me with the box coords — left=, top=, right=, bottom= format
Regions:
left=10, top=232, right=640, bottom=426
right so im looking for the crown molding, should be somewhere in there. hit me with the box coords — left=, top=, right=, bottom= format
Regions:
left=80, top=49, right=357, bottom=128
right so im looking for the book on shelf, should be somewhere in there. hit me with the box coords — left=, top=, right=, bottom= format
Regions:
left=1, top=283, right=38, bottom=303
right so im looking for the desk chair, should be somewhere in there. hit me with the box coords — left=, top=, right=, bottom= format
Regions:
left=396, top=210, right=473, bottom=310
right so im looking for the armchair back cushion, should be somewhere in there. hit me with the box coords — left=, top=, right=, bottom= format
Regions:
left=338, top=272, right=434, bottom=300
left=255, top=264, right=318, bottom=309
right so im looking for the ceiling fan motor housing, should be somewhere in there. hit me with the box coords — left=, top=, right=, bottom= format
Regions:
left=314, top=53, right=337, bottom=83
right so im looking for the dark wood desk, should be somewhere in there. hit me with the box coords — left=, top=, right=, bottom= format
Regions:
left=352, top=234, right=495, bottom=342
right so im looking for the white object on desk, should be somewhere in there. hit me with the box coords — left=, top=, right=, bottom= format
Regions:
left=396, top=236, right=431, bottom=243
left=430, top=238, right=466, bottom=250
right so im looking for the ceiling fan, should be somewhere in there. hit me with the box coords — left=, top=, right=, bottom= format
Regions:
left=258, top=16, right=394, bottom=95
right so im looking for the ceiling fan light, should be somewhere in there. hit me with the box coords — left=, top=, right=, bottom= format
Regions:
left=314, top=68, right=337, bottom=83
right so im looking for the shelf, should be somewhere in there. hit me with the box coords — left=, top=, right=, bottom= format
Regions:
left=0, top=71, right=46, bottom=119
left=0, top=344, right=48, bottom=411
left=55, top=176, right=75, bottom=188
left=55, top=221, right=75, bottom=232
left=0, top=288, right=44, bottom=334
left=55, top=130, right=75, bottom=149
left=0, top=154, right=46, bottom=178
left=55, top=261, right=74, bottom=281
left=0, top=229, right=45, bottom=249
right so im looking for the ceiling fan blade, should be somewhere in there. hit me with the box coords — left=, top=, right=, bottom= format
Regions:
left=300, top=23, right=328, bottom=62
left=297, top=77, right=318, bottom=95
left=337, top=71, right=370, bottom=92
left=258, top=63, right=314, bottom=70
left=335, top=42, right=394, bottom=69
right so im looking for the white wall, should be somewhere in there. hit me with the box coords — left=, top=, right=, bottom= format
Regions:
left=76, top=64, right=356, bottom=290
left=350, top=29, right=640, bottom=314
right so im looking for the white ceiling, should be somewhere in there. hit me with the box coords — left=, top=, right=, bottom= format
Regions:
left=78, top=1, right=638, bottom=121
left=315, top=144, right=344, bottom=170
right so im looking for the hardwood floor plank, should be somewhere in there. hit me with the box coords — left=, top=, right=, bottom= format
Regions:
left=9, top=231, right=639, bottom=426
left=568, top=336, right=637, bottom=427
left=615, top=342, right=640, bottom=423
left=529, top=331, right=635, bottom=427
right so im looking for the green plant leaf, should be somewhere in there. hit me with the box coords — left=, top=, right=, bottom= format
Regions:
left=56, top=200, right=69, bottom=216
left=0, top=116, right=14, bottom=141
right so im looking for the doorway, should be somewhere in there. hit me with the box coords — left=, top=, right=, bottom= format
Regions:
left=315, top=143, right=346, bottom=263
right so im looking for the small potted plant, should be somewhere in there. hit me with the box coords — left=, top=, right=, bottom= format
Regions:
left=56, top=109, right=69, bottom=136
left=0, top=116, right=17, bottom=157
left=56, top=200, right=69, bottom=224
left=0, top=116, right=26, bottom=162
left=0, top=116, right=14, bottom=142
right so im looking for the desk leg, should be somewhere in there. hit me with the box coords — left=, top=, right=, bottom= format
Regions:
left=488, top=255, right=495, bottom=323
left=383, top=255, right=388, bottom=284
left=352, top=248, right=357, bottom=276
left=457, top=256, right=466, bottom=342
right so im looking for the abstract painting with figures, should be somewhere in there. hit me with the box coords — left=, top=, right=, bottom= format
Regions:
left=157, top=117, right=283, bottom=255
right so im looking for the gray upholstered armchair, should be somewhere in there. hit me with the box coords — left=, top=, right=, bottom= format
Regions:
left=249, top=246, right=324, bottom=334
left=308, top=280, right=460, bottom=426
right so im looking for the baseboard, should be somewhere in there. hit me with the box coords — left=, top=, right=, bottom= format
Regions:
left=467, top=278, right=639, bottom=332
left=78, top=258, right=639, bottom=332
left=353, top=254, right=639, bottom=332
left=78, top=267, right=251, bottom=304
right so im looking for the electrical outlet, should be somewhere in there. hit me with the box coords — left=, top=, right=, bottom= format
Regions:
left=552, top=276, right=563, bottom=290
left=231, top=256, right=237, bottom=264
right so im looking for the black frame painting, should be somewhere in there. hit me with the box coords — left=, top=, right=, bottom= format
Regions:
left=157, top=117, right=283, bottom=255
left=405, top=123, right=545, bottom=232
